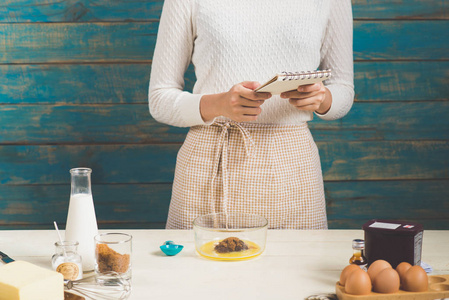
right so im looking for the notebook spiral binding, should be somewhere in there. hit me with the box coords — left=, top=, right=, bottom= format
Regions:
left=281, top=69, right=332, bottom=81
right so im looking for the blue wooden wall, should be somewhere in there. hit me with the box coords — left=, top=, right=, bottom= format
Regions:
left=0, top=0, right=448, bottom=230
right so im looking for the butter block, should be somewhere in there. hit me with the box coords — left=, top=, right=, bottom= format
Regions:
left=0, top=261, right=64, bottom=300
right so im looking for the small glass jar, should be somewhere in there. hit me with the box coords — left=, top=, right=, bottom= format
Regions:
left=349, top=239, right=368, bottom=270
left=51, top=241, right=83, bottom=280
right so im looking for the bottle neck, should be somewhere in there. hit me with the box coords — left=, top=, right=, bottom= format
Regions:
left=353, top=249, right=364, bottom=255
left=70, top=168, right=92, bottom=195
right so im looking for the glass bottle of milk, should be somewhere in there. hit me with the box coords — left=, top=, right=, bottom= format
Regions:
left=65, top=168, right=98, bottom=272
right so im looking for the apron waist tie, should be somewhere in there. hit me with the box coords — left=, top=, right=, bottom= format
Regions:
left=210, top=121, right=255, bottom=225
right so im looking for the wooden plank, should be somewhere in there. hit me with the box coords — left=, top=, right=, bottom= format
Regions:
left=0, top=180, right=447, bottom=230
left=0, top=63, right=196, bottom=104
left=0, top=61, right=447, bottom=104
left=0, top=0, right=164, bottom=22
left=325, top=180, right=449, bottom=224
left=1, top=0, right=448, bottom=23
left=0, top=141, right=447, bottom=185
left=0, top=21, right=448, bottom=63
left=0, top=183, right=172, bottom=229
left=328, top=218, right=449, bottom=230
left=352, top=0, right=449, bottom=20
left=0, top=222, right=167, bottom=230
left=1, top=101, right=448, bottom=143
left=0, top=144, right=180, bottom=185
left=0, top=22, right=158, bottom=63
left=354, top=61, right=449, bottom=101
left=319, top=141, right=449, bottom=181
left=0, top=64, right=153, bottom=104
left=311, top=101, right=449, bottom=142
left=353, top=21, right=449, bottom=60
left=0, top=104, right=189, bottom=144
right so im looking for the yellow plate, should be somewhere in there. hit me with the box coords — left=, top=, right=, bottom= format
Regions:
left=197, top=240, right=262, bottom=261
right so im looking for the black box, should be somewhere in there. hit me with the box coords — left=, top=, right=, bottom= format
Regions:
left=362, top=219, right=423, bottom=268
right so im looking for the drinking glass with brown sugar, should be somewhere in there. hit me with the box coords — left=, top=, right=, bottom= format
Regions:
left=94, top=233, right=132, bottom=284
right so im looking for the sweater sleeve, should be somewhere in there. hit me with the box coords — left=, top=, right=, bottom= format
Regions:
left=316, top=0, right=355, bottom=121
left=148, top=0, right=208, bottom=127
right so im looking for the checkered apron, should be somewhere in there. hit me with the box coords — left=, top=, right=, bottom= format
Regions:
left=166, top=121, right=328, bottom=230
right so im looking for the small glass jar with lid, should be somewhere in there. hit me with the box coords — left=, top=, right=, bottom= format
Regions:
left=51, top=241, right=83, bottom=280
left=349, top=239, right=368, bottom=270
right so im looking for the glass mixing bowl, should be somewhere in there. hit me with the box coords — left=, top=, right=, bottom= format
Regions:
left=193, top=212, right=268, bottom=261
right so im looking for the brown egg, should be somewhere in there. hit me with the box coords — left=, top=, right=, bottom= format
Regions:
left=396, top=262, right=412, bottom=286
left=340, top=264, right=360, bottom=286
left=345, top=268, right=372, bottom=295
left=372, top=268, right=400, bottom=293
left=367, top=260, right=392, bottom=282
left=403, top=265, right=428, bottom=292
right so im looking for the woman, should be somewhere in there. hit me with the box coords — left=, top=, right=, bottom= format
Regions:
left=149, top=0, right=354, bottom=229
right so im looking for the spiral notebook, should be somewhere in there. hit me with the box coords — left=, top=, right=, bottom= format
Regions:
left=255, top=69, right=332, bottom=94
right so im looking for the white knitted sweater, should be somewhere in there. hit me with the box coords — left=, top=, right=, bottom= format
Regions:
left=149, top=0, right=354, bottom=127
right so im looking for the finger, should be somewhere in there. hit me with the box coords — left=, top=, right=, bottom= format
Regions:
left=230, top=111, right=261, bottom=122
left=254, top=90, right=273, bottom=99
left=289, top=98, right=321, bottom=111
left=289, top=97, right=313, bottom=106
left=281, top=90, right=321, bottom=99
left=241, top=81, right=262, bottom=91
left=238, top=81, right=272, bottom=99
left=295, top=103, right=319, bottom=111
left=297, top=83, right=322, bottom=92
left=239, top=106, right=262, bottom=116
left=239, top=87, right=271, bottom=101
left=239, top=97, right=265, bottom=107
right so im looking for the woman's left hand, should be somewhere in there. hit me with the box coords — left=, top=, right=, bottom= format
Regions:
left=280, top=82, right=332, bottom=114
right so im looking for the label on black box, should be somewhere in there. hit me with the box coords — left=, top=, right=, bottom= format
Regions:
left=369, top=222, right=401, bottom=230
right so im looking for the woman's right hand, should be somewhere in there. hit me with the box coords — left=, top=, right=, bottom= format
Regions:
left=200, top=81, right=272, bottom=123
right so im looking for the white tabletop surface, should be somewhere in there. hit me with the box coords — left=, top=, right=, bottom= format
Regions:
left=1, top=229, right=448, bottom=300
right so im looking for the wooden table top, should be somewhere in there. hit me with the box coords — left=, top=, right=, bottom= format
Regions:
left=1, top=229, right=448, bottom=300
